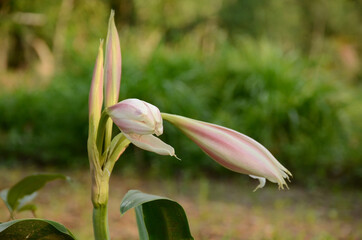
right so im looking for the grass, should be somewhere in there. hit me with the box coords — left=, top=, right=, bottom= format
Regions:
left=0, top=167, right=361, bottom=240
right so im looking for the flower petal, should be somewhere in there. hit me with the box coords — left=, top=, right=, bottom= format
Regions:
left=123, top=133, right=176, bottom=157
left=112, top=119, right=155, bottom=135
left=145, top=102, right=163, bottom=136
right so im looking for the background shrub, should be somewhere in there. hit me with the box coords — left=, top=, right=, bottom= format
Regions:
left=0, top=0, right=361, bottom=188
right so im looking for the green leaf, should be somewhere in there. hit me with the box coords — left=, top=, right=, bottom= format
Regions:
left=120, top=190, right=194, bottom=240
left=0, top=218, right=76, bottom=240
left=135, top=207, right=148, bottom=240
left=17, top=204, right=37, bottom=214
left=17, top=192, right=38, bottom=210
left=1, top=173, right=69, bottom=214
left=0, top=189, right=12, bottom=212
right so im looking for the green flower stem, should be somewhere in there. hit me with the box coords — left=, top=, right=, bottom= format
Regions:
left=104, top=119, right=114, bottom=161
left=93, top=203, right=110, bottom=240
left=96, top=110, right=110, bottom=158
left=90, top=112, right=131, bottom=240
left=105, top=135, right=131, bottom=172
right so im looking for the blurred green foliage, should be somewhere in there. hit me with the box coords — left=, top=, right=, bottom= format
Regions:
left=0, top=0, right=361, bottom=187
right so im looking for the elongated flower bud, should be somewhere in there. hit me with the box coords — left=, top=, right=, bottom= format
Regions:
left=162, top=113, right=292, bottom=190
left=104, top=10, right=122, bottom=108
left=88, top=40, right=104, bottom=137
left=107, top=99, right=175, bottom=157
left=103, top=10, right=122, bottom=152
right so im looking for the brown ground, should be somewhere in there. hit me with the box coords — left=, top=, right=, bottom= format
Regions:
left=0, top=167, right=361, bottom=240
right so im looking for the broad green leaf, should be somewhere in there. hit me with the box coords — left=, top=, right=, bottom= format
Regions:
left=2, top=173, right=69, bottom=213
left=0, top=218, right=76, bottom=240
left=120, top=190, right=194, bottom=240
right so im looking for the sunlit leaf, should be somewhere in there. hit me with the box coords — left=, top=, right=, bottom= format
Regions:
left=0, top=189, right=12, bottom=212
left=17, top=192, right=38, bottom=210
left=120, top=190, right=194, bottom=240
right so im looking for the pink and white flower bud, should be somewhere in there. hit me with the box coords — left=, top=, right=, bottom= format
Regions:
left=107, top=99, right=163, bottom=135
left=88, top=40, right=104, bottom=136
left=102, top=11, right=122, bottom=150
left=107, top=99, right=175, bottom=157
left=162, top=113, right=292, bottom=190
left=104, top=10, right=122, bottom=108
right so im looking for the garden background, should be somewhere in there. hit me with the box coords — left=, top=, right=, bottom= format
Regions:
left=0, top=0, right=361, bottom=239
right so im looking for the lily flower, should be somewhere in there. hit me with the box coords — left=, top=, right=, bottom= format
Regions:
left=161, top=113, right=292, bottom=190
left=107, top=99, right=176, bottom=157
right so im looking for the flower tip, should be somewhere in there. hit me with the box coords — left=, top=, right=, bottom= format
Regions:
left=110, top=9, right=115, bottom=19
left=164, top=148, right=179, bottom=160
left=277, top=180, right=290, bottom=190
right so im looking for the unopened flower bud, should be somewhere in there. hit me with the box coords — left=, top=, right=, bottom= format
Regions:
left=107, top=98, right=163, bottom=136
left=107, top=99, right=175, bottom=158
left=162, top=113, right=292, bottom=190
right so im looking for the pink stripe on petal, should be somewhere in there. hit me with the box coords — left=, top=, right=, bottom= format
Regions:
left=182, top=123, right=277, bottom=179
left=113, top=119, right=155, bottom=135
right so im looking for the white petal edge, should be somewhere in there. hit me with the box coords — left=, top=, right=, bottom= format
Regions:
left=249, top=175, right=266, bottom=192
left=123, top=133, right=176, bottom=157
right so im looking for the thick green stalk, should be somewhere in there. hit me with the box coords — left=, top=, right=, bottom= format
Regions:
left=91, top=170, right=110, bottom=240
left=91, top=136, right=130, bottom=240
left=93, top=204, right=110, bottom=240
